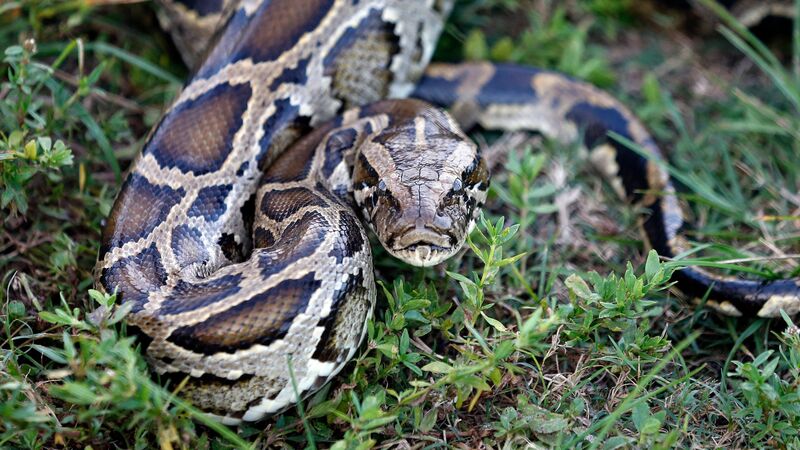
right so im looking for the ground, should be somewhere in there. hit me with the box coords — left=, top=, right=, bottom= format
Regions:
left=1, top=0, right=800, bottom=448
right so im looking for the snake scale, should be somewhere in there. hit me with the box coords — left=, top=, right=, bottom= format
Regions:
left=94, top=0, right=800, bottom=423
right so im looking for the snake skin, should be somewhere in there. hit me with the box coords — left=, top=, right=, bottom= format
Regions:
left=96, top=0, right=800, bottom=423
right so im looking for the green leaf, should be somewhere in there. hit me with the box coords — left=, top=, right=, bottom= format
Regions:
left=5, top=45, right=23, bottom=57
left=37, top=136, right=52, bottom=152
left=631, top=402, right=648, bottom=432
left=7, top=300, right=27, bottom=319
left=109, top=301, right=133, bottom=325
left=420, top=407, right=437, bottom=431
left=399, top=329, right=410, bottom=354
left=481, top=312, right=508, bottom=332
left=490, top=37, right=515, bottom=61
left=421, top=361, right=453, bottom=374
left=644, top=250, right=661, bottom=282
left=459, top=375, right=490, bottom=391
left=38, top=310, right=68, bottom=326
left=494, top=339, right=515, bottom=360
left=565, top=274, right=593, bottom=300
left=446, top=271, right=476, bottom=287
left=23, top=140, right=37, bottom=159
left=9, top=130, right=24, bottom=148
left=641, top=72, right=663, bottom=105
left=464, top=29, right=488, bottom=61
left=51, top=382, right=98, bottom=404
left=530, top=412, right=569, bottom=434
left=496, top=252, right=525, bottom=268
left=602, top=436, right=632, bottom=449
left=400, top=299, right=430, bottom=312
left=30, top=344, right=67, bottom=364
left=640, top=416, right=662, bottom=435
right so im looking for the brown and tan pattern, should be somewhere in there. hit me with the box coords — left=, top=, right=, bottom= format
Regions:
left=97, top=0, right=800, bottom=424
left=98, top=0, right=457, bottom=424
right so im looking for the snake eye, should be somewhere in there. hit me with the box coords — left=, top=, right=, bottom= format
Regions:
left=452, top=178, right=463, bottom=192
left=378, top=180, right=387, bottom=192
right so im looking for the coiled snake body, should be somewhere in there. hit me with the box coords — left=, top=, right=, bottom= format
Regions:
left=95, top=0, right=800, bottom=423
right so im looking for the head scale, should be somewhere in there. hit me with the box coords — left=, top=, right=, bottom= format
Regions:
left=353, top=106, right=489, bottom=266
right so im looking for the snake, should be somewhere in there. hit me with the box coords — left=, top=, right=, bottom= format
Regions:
left=94, top=0, right=800, bottom=424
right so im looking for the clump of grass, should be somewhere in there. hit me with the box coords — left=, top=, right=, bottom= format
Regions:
left=0, top=41, right=77, bottom=218
left=724, top=314, right=800, bottom=448
left=2, top=288, right=249, bottom=448
left=631, top=0, right=800, bottom=285
left=446, top=1, right=617, bottom=86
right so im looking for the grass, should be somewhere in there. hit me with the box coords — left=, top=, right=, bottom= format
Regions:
left=2, top=0, right=800, bottom=448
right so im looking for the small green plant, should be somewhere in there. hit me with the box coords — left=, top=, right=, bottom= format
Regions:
left=724, top=313, right=800, bottom=448
left=0, top=42, right=76, bottom=217
left=461, top=7, right=616, bottom=86
left=561, top=251, right=672, bottom=344
left=2, top=289, right=248, bottom=449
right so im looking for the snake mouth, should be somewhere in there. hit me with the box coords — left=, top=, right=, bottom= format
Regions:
left=388, top=227, right=456, bottom=267
left=392, top=226, right=452, bottom=248
left=392, top=244, right=455, bottom=267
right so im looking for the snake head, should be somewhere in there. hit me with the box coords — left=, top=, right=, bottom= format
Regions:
left=353, top=106, right=489, bottom=267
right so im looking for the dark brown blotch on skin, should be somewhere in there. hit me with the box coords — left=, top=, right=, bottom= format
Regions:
left=323, top=8, right=399, bottom=108
left=257, top=210, right=329, bottom=278
left=328, top=210, right=364, bottom=263
left=174, top=0, right=225, bottom=16
left=100, top=243, right=167, bottom=313
left=146, top=82, right=252, bottom=175
left=170, top=224, right=209, bottom=268
left=311, top=268, right=368, bottom=362
left=100, top=174, right=185, bottom=257
left=260, top=111, right=329, bottom=183
left=253, top=227, right=276, bottom=248
left=233, top=0, right=334, bottom=64
left=256, top=100, right=314, bottom=173
left=158, top=274, right=244, bottom=316
left=352, top=152, right=380, bottom=189
left=259, top=187, right=328, bottom=222
left=321, top=127, right=359, bottom=179
left=165, top=273, right=321, bottom=354
left=197, top=0, right=335, bottom=78
left=188, top=184, right=234, bottom=222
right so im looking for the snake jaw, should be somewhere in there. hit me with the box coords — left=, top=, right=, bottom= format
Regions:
left=395, top=226, right=452, bottom=248
left=390, top=242, right=458, bottom=267
left=387, top=225, right=457, bottom=266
